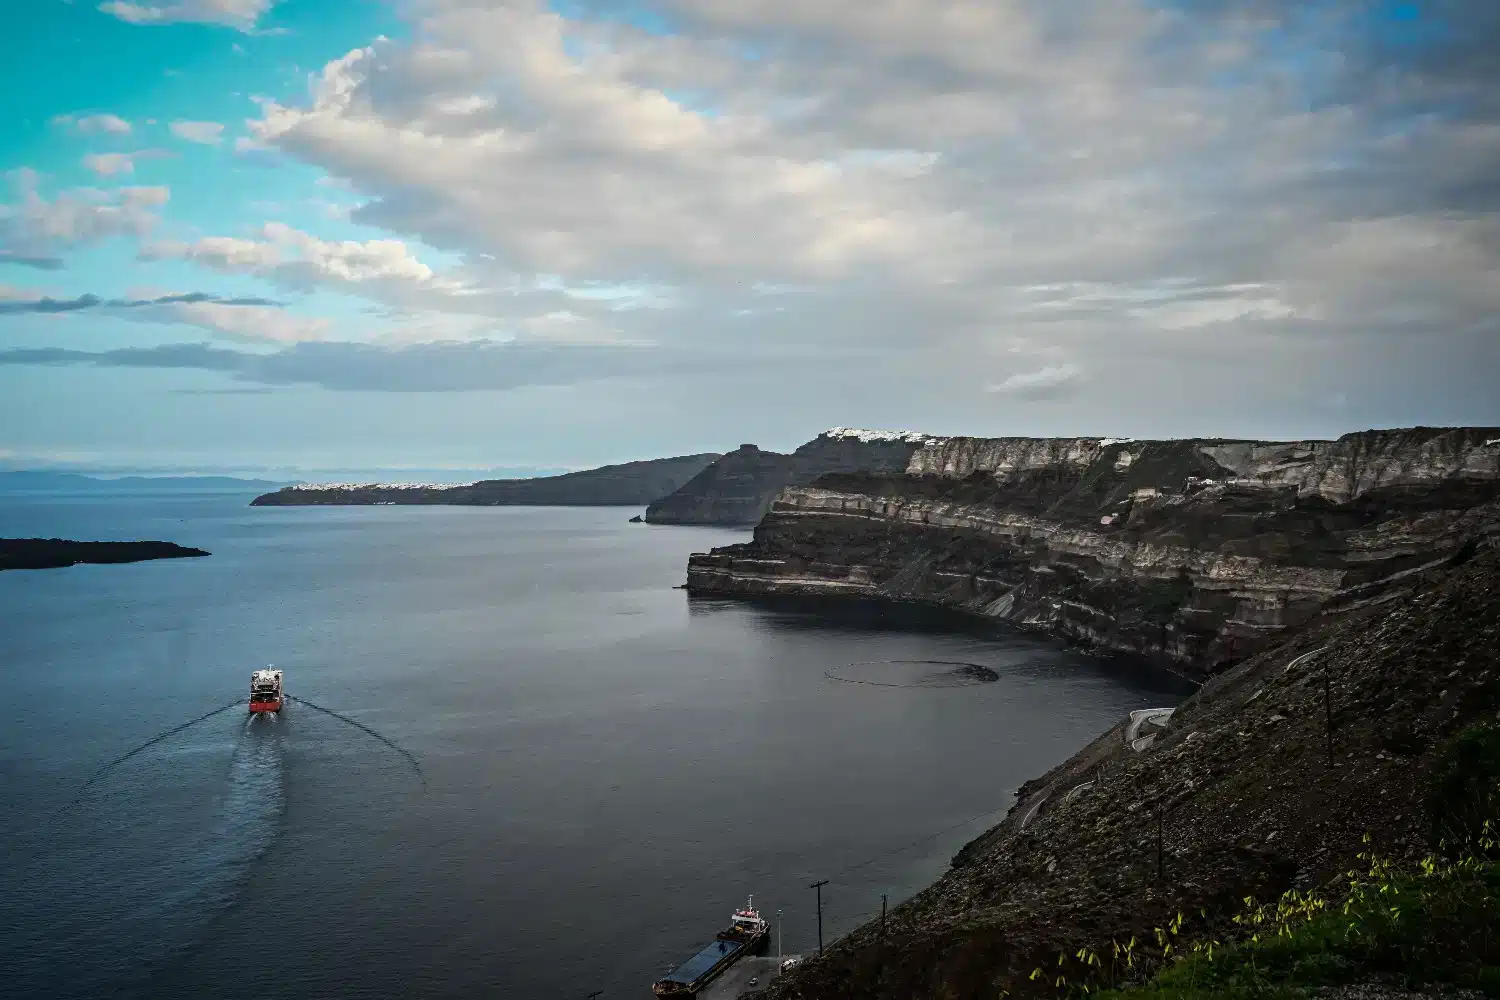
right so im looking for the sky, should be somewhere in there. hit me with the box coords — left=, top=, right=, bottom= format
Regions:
left=1, top=0, right=1496, bottom=477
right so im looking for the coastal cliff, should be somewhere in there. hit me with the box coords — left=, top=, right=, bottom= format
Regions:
left=249, top=453, right=720, bottom=507
left=644, top=429, right=930, bottom=525
left=687, top=427, right=1500, bottom=677
left=756, top=538, right=1500, bottom=1000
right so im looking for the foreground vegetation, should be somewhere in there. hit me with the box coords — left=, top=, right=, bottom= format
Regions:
left=1029, top=723, right=1500, bottom=1000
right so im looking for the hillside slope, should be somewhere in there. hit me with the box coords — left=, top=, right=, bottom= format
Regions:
left=249, top=453, right=721, bottom=506
left=644, top=429, right=930, bottom=525
left=758, top=539, right=1500, bottom=1000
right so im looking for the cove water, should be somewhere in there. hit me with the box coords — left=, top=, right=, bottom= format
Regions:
left=0, top=492, right=1190, bottom=999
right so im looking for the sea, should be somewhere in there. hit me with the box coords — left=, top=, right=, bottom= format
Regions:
left=0, top=490, right=1192, bottom=1000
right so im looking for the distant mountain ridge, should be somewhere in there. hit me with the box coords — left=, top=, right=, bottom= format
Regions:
left=249, top=453, right=723, bottom=507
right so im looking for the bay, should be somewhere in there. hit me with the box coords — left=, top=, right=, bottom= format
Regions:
left=0, top=493, right=1189, bottom=999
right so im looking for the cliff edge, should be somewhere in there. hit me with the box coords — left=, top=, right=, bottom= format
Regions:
left=644, top=428, right=931, bottom=525
left=687, top=427, right=1500, bottom=677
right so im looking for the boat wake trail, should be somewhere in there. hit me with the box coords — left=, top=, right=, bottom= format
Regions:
left=54, top=698, right=246, bottom=820
left=287, top=695, right=426, bottom=789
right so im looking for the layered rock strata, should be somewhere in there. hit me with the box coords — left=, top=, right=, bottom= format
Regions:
left=644, top=428, right=931, bottom=525
left=688, top=428, right=1500, bottom=676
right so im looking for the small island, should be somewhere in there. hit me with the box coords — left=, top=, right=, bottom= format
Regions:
left=0, top=538, right=210, bottom=572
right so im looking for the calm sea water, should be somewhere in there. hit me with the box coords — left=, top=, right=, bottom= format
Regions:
left=0, top=492, right=1190, bottom=1000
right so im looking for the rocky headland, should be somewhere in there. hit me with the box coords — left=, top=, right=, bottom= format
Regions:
left=643, top=428, right=931, bottom=525
left=0, top=538, right=210, bottom=571
left=688, top=427, right=1500, bottom=678
left=249, top=453, right=720, bottom=507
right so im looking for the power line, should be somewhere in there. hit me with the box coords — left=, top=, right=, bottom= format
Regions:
left=820, top=801, right=1013, bottom=882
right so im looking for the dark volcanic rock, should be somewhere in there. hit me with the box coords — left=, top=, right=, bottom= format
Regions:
left=249, top=453, right=721, bottom=507
left=755, top=540, right=1500, bottom=1000
left=688, top=427, right=1500, bottom=676
left=643, top=444, right=797, bottom=525
left=644, top=429, right=930, bottom=525
left=0, top=538, right=210, bottom=571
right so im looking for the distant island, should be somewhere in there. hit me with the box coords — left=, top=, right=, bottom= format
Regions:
left=249, top=453, right=722, bottom=507
left=0, top=538, right=211, bottom=572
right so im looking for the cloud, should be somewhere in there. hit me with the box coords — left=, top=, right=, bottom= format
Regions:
left=0, top=250, right=65, bottom=271
left=97, top=0, right=277, bottom=31
left=0, top=338, right=676, bottom=391
left=147, top=300, right=331, bottom=343
left=8, top=0, right=1492, bottom=447
left=169, top=120, right=225, bottom=145
left=0, top=288, right=330, bottom=344
left=984, top=363, right=1084, bottom=400
left=52, top=113, right=133, bottom=136
left=0, top=291, right=281, bottom=315
left=81, top=150, right=171, bottom=177
left=143, top=222, right=462, bottom=297
left=221, top=0, right=1498, bottom=423
left=0, top=171, right=169, bottom=263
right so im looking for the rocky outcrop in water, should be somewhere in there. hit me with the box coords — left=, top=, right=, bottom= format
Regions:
left=0, top=538, right=210, bottom=571
left=644, top=429, right=931, bottom=525
left=687, top=428, right=1500, bottom=676
left=249, top=453, right=721, bottom=507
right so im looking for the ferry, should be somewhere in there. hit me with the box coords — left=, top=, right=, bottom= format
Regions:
left=249, top=668, right=284, bottom=713
left=653, top=896, right=769, bottom=996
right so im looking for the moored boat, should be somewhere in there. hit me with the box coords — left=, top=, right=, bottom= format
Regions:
left=249, top=668, right=284, bottom=713
left=653, top=896, right=769, bottom=996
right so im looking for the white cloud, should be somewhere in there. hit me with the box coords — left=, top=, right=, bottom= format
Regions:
left=81, top=149, right=171, bottom=177
left=97, top=0, right=277, bottom=31
left=240, top=1, right=1500, bottom=353
left=169, top=120, right=225, bottom=145
left=0, top=170, right=169, bottom=262
left=140, top=300, right=332, bottom=343
left=19, top=0, right=1483, bottom=430
left=984, top=364, right=1084, bottom=399
left=81, top=153, right=134, bottom=177
left=143, top=222, right=453, bottom=294
left=52, top=113, right=133, bottom=136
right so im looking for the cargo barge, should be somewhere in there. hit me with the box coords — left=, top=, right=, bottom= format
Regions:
left=653, top=897, right=769, bottom=996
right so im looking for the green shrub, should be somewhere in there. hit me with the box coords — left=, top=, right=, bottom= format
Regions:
left=1428, top=721, right=1500, bottom=851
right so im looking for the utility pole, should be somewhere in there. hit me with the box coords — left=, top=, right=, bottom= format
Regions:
left=877, top=893, right=887, bottom=989
left=776, top=909, right=783, bottom=961
left=810, top=880, right=829, bottom=956
left=1156, top=804, right=1165, bottom=885
left=1324, top=656, right=1335, bottom=767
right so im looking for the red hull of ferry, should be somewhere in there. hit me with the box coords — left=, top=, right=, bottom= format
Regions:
left=249, top=699, right=282, bottom=713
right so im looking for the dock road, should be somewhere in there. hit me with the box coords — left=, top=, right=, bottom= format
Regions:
left=699, top=956, right=796, bottom=999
